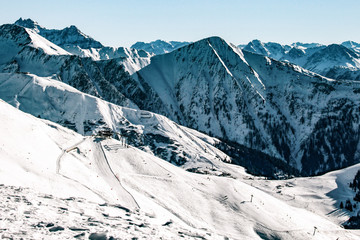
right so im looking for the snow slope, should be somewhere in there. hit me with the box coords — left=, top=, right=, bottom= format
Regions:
left=1, top=99, right=359, bottom=239
left=0, top=23, right=70, bottom=68
left=247, top=163, right=360, bottom=229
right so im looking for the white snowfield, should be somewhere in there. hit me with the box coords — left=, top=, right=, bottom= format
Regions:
left=0, top=87, right=360, bottom=239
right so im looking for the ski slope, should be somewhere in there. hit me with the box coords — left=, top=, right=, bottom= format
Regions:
left=0, top=99, right=359, bottom=239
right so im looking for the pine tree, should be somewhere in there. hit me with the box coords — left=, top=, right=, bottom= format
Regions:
left=346, top=199, right=353, bottom=212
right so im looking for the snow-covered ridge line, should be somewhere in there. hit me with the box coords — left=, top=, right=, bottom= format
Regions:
left=14, top=18, right=152, bottom=73
left=24, top=28, right=71, bottom=56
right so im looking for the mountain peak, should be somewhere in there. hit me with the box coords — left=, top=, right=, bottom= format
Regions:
left=68, top=25, right=80, bottom=31
left=325, top=43, right=356, bottom=55
left=342, top=41, right=360, bottom=48
left=14, top=18, right=41, bottom=31
left=14, top=18, right=103, bottom=49
left=204, top=36, right=225, bottom=42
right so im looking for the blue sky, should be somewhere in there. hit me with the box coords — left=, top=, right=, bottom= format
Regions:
left=1, top=0, right=359, bottom=47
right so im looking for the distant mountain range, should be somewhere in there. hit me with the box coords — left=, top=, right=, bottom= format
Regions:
left=131, top=40, right=191, bottom=55
left=2, top=18, right=360, bottom=177
left=240, top=39, right=360, bottom=81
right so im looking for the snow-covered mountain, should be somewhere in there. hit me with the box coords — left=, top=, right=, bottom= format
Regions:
left=304, top=44, right=360, bottom=80
left=131, top=39, right=191, bottom=55
left=132, top=36, right=360, bottom=176
left=1, top=97, right=360, bottom=239
left=15, top=18, right=103, bottom=49
left=0, top=72, right=233, bottom=176
left=2, top=19, right=360, bottom=237
left=242, top=39, right=290, bottom=60
left=2, top=22, right=360, bottom=177
left=342, top=40, right=360, bottom=54
left=15, top=18, right=152, bottom=73
left=0, top=23, right=146, bottom=108
left=241, top=39, right=360, bottom=80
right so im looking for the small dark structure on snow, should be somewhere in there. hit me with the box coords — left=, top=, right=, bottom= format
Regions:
left=96, top=128, right=113, bottom=138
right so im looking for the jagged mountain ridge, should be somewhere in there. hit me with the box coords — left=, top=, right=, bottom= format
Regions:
left=132, top=36, right=360, bottom=175
left=15, top=18, right=152, bottom=73
left=131, top=39, right=191, bottom=55
left=15, top=18, right=103, bottom=49
left=241, top=39, right=360, bottom=80
left=0, top=23, right=144, bottom=108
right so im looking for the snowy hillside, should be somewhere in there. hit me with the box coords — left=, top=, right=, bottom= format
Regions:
left=14, top=18, right=152, bottom=72
left=1, top=99, right=359, bottom=239
left=0, top=72, right=234, bottom=175
left=131, top=40, right=191, bottom=55
left=133, top=36, right=360, bottom=176
left=241, top=39, right=360, bottom=80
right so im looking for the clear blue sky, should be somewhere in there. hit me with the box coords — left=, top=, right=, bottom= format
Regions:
left=1, top=0, right=359, bottom=47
